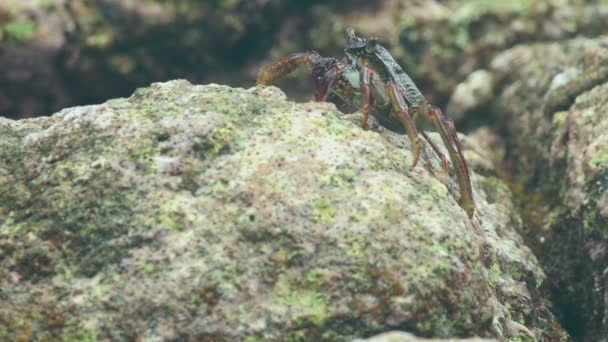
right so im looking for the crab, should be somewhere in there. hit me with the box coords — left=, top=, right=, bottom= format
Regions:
left=256, top=29, right=475, bottom=219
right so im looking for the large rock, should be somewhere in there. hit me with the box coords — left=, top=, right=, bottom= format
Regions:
left=0, top=81, right=565, bottom=340
left=450, top=35, right=608, bottom=341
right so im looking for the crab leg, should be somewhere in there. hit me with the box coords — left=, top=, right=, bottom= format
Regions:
left=257, top=51, right=321, bottom=85
left=425, top=106, right=475, bottom=218
left=420, top=131, right=449, bottom=172
left=444, top=116, right=474, bottom=209
left=359, top=64, right=374, bottom=129
left=386, top=80, right=422, bottom=170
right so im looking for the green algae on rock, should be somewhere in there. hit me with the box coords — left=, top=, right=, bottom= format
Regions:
left=0, top=81, right=565, bottom=340
left=449, top=34, right=608, bottom=341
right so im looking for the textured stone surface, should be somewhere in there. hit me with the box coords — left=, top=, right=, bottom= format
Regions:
left=354, top=331, right=496, bottom=342
left=450, top=34, right=608, bottom=341
left=0, top=81, right=565, bottom=340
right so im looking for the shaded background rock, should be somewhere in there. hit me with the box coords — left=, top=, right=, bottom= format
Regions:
left=0, top=81, right=566, bottom=340
left=1, top=0, right=608, bottom=120
left=0, top=0, right=368, bottom=118
left=451, top=34, right=608, bottom=341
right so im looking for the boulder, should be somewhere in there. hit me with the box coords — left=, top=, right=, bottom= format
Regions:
left=0, top=81, right=565, bottom=340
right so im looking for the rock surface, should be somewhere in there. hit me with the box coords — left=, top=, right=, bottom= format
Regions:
left=354, top=331, right=496, bottom=342
left=0, top=81, right=565, bottom=340
left=451, top=34, right=608, bottom=341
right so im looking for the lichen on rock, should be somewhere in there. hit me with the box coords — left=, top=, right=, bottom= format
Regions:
left=450, top=34, right=608, bottom=341
left=0, top=81, right=566, bottom=340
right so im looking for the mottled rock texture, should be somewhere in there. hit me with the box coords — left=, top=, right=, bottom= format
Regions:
left=354, top=331, right=496, bottom=342
left=0, top=81, right=565, bottom=340
left=451, top=35, right=608, bottom=341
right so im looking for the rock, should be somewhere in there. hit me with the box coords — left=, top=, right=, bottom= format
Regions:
left=0, top=81, right=566, bottom=340
left=353, top=331, right=496, bottom=342
left=0, top=0, right=340, bottom=118
left=452, top=34, right=608, bottom=341
left=446, top=70, right=494, bottom=122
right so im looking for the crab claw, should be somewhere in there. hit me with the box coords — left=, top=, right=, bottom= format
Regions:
left=314, top=74, right=336, bottom=102
left=312, top=59, right=338, bottom=102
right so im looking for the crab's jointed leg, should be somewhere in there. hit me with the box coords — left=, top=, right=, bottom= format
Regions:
left=256, top=52, right=320, bottom=85
left=386, top=80, right=422, bottom=171
left=425, top=105, right=475, bottom=218
left=420, top=131, right=449, bottom=172
left=359, top=64, right=374, bottom=129
left=444, top=116, right=474, bottom=213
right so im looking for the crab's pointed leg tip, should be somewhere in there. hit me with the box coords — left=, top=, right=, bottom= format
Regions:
left=410, top=142, right=422, bottom=171
left=409, top=158, right=419, bottom=171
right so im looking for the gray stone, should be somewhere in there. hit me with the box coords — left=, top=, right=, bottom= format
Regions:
left=0, top=81, right=565, bottom=340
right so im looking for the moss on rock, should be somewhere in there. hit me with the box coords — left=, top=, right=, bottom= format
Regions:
left=0, top=81, right=565, bottom=340
left=451, top=34, right=608, bottom=340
